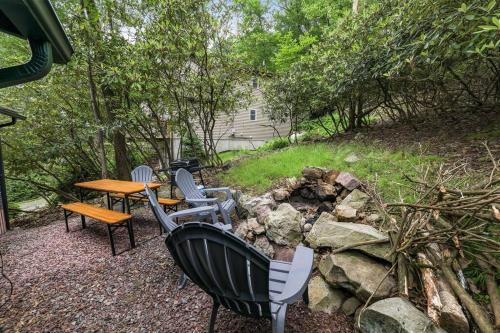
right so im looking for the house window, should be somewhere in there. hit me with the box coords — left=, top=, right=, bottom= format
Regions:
left=252, top=77, right=258, bottom=89
left=250, top=109, right=256, bottom=121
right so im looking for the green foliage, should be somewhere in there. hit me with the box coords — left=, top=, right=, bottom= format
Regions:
left=220, top=142, right=441, bottom=201
left=181, top=135, right=206, bottom=161
left=257, top=137, right=291, bottom=151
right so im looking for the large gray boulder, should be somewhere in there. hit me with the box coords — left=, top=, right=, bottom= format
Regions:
left=307, top=275, right=347, bottom=314
left=319, top=251, right=396, bottom=301
left=359, top=297, right=447, bottom=333
left=305, top=212, right=391, bottom=261
left=264, top=203, right=304, bottom=246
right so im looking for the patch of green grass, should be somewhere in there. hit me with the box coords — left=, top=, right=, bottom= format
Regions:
left=218, top=150, right=257, bottom=163
left=219, top=143, right=441, bottom=202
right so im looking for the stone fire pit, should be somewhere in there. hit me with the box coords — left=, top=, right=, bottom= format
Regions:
left=233, top=166, right=452, bottom=333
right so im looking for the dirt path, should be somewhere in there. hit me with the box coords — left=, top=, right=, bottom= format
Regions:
left=0, top=209, right=353, bottom=332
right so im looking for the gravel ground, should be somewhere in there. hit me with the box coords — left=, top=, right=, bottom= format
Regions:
left=0, top=208, right=354, bottom=332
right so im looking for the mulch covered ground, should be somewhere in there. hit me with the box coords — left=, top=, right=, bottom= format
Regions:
left=0, top=209, right=354, bottom=332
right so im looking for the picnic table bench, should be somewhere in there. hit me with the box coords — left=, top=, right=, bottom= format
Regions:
left=61, top=202, right=133, bottom=256
left=109, top=192, right=181, bottom=213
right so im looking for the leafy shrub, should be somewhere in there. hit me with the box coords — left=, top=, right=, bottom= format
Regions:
left=258, top=137, right=290, bottom=151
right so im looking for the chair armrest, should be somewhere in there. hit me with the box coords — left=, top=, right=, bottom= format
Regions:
left=169, top=206, right=218, bottom=224
left=204, top=187, right=233, bottom=200
left=186, top=198, right=218, bottom=204
left=269, top=245, right=314, bottom=304
left=214, top=222, right=233, bottom=232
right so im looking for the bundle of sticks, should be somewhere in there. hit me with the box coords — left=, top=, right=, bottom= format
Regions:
left=375, top=143, right=499, bottom=333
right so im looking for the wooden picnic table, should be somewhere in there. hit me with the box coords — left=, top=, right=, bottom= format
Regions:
left=74, top=179, right=161, bottom=214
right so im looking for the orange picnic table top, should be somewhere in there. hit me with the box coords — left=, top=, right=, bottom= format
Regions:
left=74, top=179, right=161, bottom=195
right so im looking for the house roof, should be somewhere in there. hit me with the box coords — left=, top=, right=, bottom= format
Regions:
left=0, top=0, right=73, bottom=64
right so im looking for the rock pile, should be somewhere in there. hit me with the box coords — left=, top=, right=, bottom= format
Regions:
left=235, top=166, right=452, bottom=333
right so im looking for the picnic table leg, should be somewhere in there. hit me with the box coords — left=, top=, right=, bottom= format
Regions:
left=79, top=188, right=84, bottom=202
left=126, top=219, right=136, bottom=248
left=63, top=210, right=69, bottom=232
left=106, top=192, right=111, bottom=210
left=125, top=195, right=131, bottom=214
left=107, top=224, right=116, bottom=256
left=81, top=215, right=86, bottom=229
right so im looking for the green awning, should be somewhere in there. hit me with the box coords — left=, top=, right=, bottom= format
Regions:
left=0, top=0, right=74, bottom=88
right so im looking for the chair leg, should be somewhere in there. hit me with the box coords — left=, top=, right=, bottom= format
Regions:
left=302, top=287, right=309, bottom=305
left=63, top=210, right=69, bottom=232
left=177, top=273, right=188, bottom=289
left=208, top=300, right=220, bottom=333
left=107, top=224, right=116, bottom=256
left=81, top=215, right=86, bottom=229
left=271, top=305, right=287, bottom=333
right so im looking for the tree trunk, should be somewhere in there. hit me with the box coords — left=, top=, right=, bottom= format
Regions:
left=112, top=130, right=130, bottom=180
left=86, top=58, right=108, bottom=179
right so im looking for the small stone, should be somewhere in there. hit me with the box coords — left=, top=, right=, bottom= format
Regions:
left=246, top=231, right=255, bottom=241
left=341, top=297, right=361, bottom=316
left=239, top=193, right=276, bottom=217
left=366, top=213, right=381, bottom=224
left=344, top=153, right=360, bottom=164
left=336, top=172, right=361, bottom=191
left=335, top=204, right=357, bottom=221
left=315, top=180, right=337, bottom=201
left=274, top=247, right=295, bottom=262
left=272, top=188, right=290, bottom=201
left=235, top=221, right=249, bottom=238
left=340, top=189, right=369, bottom=210
left=247, top=218, right=265, bottom=235
left=255, top=205, right=272, bottom=224
left=322, top=170, right=340, bottom=185
left=303, top=223, right=313, bottom=232
left=285, top=177, right=301, bottom=190
left=302, top=167, right=325, bottom=180
left=253, top=236, right=275, bottom=258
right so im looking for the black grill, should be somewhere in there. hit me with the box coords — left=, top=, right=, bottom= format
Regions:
left=160, top=159, right=205, bottom=198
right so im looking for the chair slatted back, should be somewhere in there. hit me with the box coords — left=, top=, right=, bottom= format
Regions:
left=166, top=222, right=272, bottom=318
left=132, top=165, right=153, bottom=183
left=175, top=168, right=205, bottom=202
left=145, top=186, right=177, bottom=232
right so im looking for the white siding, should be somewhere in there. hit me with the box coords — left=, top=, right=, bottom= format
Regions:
left=194, top=87, right=290, bottom=150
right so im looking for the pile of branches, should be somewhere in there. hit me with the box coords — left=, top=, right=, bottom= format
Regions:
left=374, top=143, right=499, bottom=333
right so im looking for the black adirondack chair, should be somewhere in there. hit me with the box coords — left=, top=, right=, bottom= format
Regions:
left=165, top=222, right=314, bottom=333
